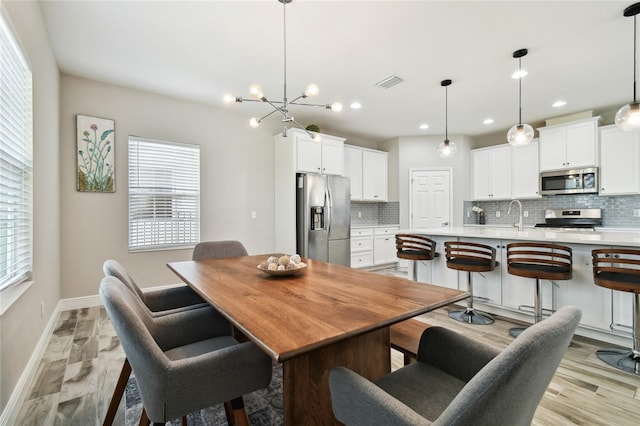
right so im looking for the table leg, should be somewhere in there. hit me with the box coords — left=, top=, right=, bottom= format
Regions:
left=282, top=327, right=390, bottom=425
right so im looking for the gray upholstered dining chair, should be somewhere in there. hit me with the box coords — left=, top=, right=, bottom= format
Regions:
left=103, top=259, right=207, bottom=315
left=192, top=240, right=249, bottom=261
left=102, top=260, right=210, bottom=425
left=329, top=306, right=581, bottom=426
left=100, top=276, right=272, bottom=425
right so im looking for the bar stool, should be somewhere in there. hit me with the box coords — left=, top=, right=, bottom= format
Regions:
left=506, top=242, right=572, bottom=337
left=444, top=241, right=498, bottom=325
left=396, top=234, right=438, bottom=281
left=592, top=248, right=640, bottom=375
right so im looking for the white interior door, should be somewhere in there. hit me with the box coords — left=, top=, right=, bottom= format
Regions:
left=410, top=169, right=452, bottom=229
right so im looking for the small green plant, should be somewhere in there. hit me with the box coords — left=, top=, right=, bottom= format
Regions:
left=305, top=124, right=320, bottom=132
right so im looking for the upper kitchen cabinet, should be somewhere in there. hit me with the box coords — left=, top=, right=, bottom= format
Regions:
left=473, top=145, right=511, bottom=200
left=599, top=124, right=640, bottom=195
left=511, top=139, right=540, bottom=199
left=538, top=117, right=599, bottom=171
left=285, top=128, right=345, bottom=175
left=344, top=145, right=388, bottom=201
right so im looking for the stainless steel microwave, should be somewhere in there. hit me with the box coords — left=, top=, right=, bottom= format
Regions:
left=540, top=168, right=598, bottom=195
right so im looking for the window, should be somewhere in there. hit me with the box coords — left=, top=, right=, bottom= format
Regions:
left=128, top=136, right=200, bottom=251
left=0, top=14, right=33, bottom=291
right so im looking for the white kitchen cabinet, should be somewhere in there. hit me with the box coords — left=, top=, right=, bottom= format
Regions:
left=351, top=228, right=374, bottom=268
left=294, top=129, right=345, bottom=175
left=538, top=117, right=599, bottom=171
left=362, top=150, right=388, bottom=201
left=344, top=146, right=363, bottom=200
left=599, top=125, right=640, bottom=195
left=556, top=244, right=612, bottom=330
left=344, top=145, right=388, bottom=201
left=511, top=140, right=541, bottom=199
left=473, top=145, right=511, bottom=200
left=373, top=227, right=399, bottom=265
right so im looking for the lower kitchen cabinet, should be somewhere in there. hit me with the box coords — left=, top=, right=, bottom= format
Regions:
left=413, top=236, right=458, bottom=290
left=351, top=226, right=398, bottom=268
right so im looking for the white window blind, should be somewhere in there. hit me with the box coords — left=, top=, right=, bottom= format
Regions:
left=0, top=15, right=33, bottom=291
left=128, top=136, right=200, bottom=251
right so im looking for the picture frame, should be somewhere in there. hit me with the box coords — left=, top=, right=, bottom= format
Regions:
left=76, top=114, right=115, bottom=192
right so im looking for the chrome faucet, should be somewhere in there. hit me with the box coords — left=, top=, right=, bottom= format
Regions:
left=507, top=199, right=523, bottom=231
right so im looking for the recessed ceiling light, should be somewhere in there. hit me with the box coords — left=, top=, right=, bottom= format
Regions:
left=511, top=70, right=528, bottom=79
left=483, top=118, right=494, bottom=125
left=350, top=102, right=362, bottom=109
left=552, top=100, right=567, bottom=107
left=419, top=124, right=429, bottom=130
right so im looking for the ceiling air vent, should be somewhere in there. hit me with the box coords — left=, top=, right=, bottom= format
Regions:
left=375, top=75, right=404, bottom=89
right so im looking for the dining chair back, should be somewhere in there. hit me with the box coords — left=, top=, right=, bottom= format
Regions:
left=329, top=306, right=581, bottom=426
left=192, top=240, right=249, bottom=261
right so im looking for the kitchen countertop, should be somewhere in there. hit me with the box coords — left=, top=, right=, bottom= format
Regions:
left=398, top=226, right=640, bottom=247
left=352, top=224, right=400, bottom=229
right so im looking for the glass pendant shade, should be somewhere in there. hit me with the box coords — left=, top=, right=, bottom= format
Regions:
left=438, top=139, right=457, bottom=158
left=616, top=102, right=640, bottom=131
left=507, top=123, right=534, bottom=146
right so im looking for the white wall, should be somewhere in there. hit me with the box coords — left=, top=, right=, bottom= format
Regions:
left=1, top=0, right=61, bottom=413
left=383, top=135, right=472, bottom=229
left=59, top=75, right=276, bottom=298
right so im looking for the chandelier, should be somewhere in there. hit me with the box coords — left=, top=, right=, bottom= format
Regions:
left=223, top=0, right=342, bottom=141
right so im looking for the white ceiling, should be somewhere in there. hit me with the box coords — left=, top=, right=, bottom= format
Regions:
left=38, top=0, right=634, bottom=143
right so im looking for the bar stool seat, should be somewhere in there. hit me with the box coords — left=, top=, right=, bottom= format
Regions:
left=445, top=241, right=498, bottom=325
left=592, top=248, right=640, bottom=376
left=506, top=242, right=573, bottom=337
left=396, top=234, right=439, bottom=281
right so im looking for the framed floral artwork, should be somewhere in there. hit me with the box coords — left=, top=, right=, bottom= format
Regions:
left=76, top=114, right=115, bottom=192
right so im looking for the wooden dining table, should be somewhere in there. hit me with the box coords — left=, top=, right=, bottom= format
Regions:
left=167, top=254, right=469, bottom=425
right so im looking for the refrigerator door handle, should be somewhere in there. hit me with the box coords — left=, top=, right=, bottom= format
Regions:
left=326, top=186, right=332, bottom=234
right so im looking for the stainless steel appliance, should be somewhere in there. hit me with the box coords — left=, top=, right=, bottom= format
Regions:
left=296, top=173, right=350, bottom=266
left=540, top=167, right=598, bottom=195
left=534, top=208, right=602, bottom=231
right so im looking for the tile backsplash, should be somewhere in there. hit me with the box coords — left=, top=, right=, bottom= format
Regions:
left=464, top=194, right=640, bottom=228
left=351, top=202, right=400, bottom=226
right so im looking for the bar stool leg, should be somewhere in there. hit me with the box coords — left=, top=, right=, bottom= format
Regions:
left=597, top=293, right=640, bottom=375
left=449, top=271, right=494, bottom=325
left=510, top=278, right=544, bottom=338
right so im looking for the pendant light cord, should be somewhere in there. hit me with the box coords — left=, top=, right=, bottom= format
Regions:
left=283, top=0, right=288, bottom=107
left=634, top=14, right=637, bottom=102
left=445, top=84, right=448, bottom=141
left=518, top=56, right=523, bottom=125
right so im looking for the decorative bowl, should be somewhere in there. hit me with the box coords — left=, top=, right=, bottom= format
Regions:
left=257, top=262, right=307, bottom=276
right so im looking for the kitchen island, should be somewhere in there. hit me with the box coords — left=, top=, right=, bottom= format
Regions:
left=397, top=226, right=640, bottom=345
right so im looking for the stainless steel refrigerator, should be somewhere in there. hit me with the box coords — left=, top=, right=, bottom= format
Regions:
left=296, top=173, right=351, bottom=266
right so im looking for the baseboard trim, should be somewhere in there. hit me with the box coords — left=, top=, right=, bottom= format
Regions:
left=0, top=283, right=184, bottom=424
left=1, top=299, right=63, bottom=426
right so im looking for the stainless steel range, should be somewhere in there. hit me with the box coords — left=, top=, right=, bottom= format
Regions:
left=534, top=209, right=602, bottom=231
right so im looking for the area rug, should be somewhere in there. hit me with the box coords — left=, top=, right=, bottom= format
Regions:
left=125, top=363, right=284, bottom=425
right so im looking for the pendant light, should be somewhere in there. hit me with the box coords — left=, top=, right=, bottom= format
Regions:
left=616, top=2, right=640, bottom=131
left=437, top=79, right=457, bottom=158
left=507, top=48, right=534, bottom=146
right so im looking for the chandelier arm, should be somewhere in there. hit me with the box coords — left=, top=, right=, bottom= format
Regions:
left=262, top=97, right=291, bottom=118
left=289, top=101, right=331, bottom=108
left=290, top=119, right=317, bottom=139
left=257, top=108, right=282, bottom=122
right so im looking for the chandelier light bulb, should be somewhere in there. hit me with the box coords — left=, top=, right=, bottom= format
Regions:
left=305, top=83, right=320, bottom=97
left=249, top=117, right=261, bottom=128
left=507, top=123, right=534, bottom=146
left=330, top=102, right=343, bottom=112
left=223, top=93, right=236, bottom=104
left=313, top=134, right=322, bottom=143
left=249, top=84, right=264, bottom=99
